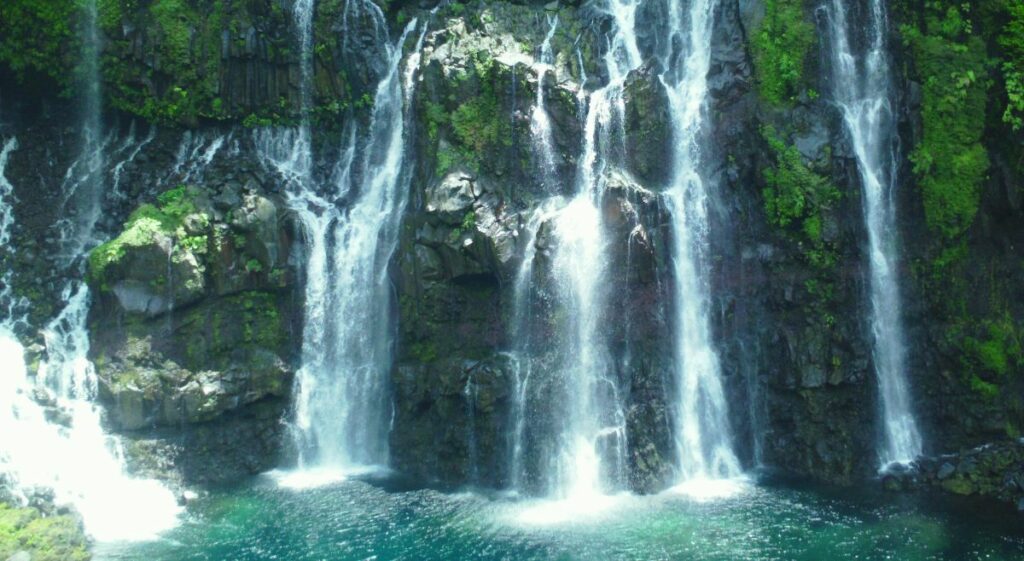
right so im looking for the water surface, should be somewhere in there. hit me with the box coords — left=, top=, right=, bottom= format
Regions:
left=95, top=474, right=1024, bottom=560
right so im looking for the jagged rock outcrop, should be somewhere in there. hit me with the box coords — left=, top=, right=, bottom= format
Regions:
left=84, top=151, right=301, bottom=485
left=882, top=440, right=1024, bottom=512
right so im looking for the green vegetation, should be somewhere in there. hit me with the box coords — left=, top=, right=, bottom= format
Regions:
left=751, top=0, right=816, bottom=105
left=95, top=0, right=358, bottom=125
left=760, top=125, right=842, bottom=372
left=961, top=313, right=1023, bottom=399
left=88, top=186, right=204, bottom=288
left=761, top=126, right=841, bottom=269
left=998, top=2, right=1024, bottom=130
left=895, top=2, right=1024, bottom=401
left=421, top=48, right=514, bottom=176
left=452, top=94, right=506, bottom=155
left=409, top=341, right=438, bottom=363
left=0, top=0, right=77, bottom=91
left=901, top=4, right=990, bottom=241
left=0, top=503, right=90, bottom=561
left=424, top=102, right=448, bottom=141
left=98, top=0, right=234, bottom=123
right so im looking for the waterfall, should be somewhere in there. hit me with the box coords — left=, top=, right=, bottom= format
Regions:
left=55, top=0, right=105, bottom=265
left=825, top=0, right=922, bottom=467
left=657, top=0, right=742, bottom=488
left=0, top=1, right=180, bottom=540
left=464, top=373, right=480, bottom=485
left=530, top=15, right=560, bottom=186
left=110, top=122, right=156, bottom=200
left=262, top=0, right=428, bottom=478
left=542, top=0, right=643, bottom=500
left=507, top=198, right=564, bottom=494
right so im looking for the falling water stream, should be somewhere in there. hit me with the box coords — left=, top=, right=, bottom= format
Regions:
left=657, top=0, right=742, bottom=491
left=530, top=15, right=560, bottom=186
left=261, top=0, right=428, bottom=481
left=0, top=1, right=181, bottom=542
left=825, top=0, right=923, bottom=467
left=541, top=0, right=643, bottom=502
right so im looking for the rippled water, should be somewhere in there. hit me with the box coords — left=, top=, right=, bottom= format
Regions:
left=94, top=473, right=1024, bottom=561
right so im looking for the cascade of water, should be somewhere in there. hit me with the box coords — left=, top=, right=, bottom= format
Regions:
left=464, top=372, right=479, bottom=485
left=55, top=0, right=105, bottom=265
left=110, top=123, right=156, bottom=200
left=542, top=0, right=643, bottom=500
left=262, top=1, right=428, bottom=476
left=825, top=0, right=922, bottom=467
left=530, top=15, right=560, bottom=185
left=0, top=137, right=25, bottom=323
left=507, top=198, right=564, bottom=494
left=656, top=0, right=742, bottom=488
left=0, top=141, right=180, bottom=543
left=164, top=131, right=231, bottom=187
left=0, top=1, right=181, bottom=540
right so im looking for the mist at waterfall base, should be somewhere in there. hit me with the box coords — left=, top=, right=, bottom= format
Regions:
left=94, top=473, right=1024, bottom=561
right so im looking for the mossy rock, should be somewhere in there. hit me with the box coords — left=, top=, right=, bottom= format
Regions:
left=0, top=503, right=90, bottom=561
left=87, top=186, right=209, bottom=304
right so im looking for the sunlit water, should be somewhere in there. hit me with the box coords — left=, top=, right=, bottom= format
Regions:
left=95, top=475, right=1024, bottom=560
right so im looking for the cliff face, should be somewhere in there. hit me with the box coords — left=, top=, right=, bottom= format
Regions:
left=0, top=0, right=1021, bottom=507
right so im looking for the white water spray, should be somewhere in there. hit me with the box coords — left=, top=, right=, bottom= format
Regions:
left=825, top=0, right=922, bottom=467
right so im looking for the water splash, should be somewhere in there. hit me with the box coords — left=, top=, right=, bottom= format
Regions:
left=825, top=0, right=922, bottom=467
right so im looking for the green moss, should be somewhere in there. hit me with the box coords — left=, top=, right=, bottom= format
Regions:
left=452, top=94, right=507, bottom=155
left=761, top=126, right=841, bottom=269
left=176, top=291, right=285, bottom=370
left=424, top=49, right=514, bottom=174
left=87, top=185, right=203, bottom=288
left=901, top=4, right=991, bottom=241
left=460, top=210, right=476, bottom=231
left=99, top=0, right=284, bottom=124
left=0, top=0, right=77, bottom=91
left=961, top=313, right=1022, bottom=395
left=751, top=0, right=816, bottom=105
left=0, top=503, right=89, bottom=561
left=436, top=146, right=460, bottom=176
left=424, top=102, right=448, bottom=141
left=1000, top=2, right=1024, bottom=130
left=409, top=341, right=438, bottom=363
